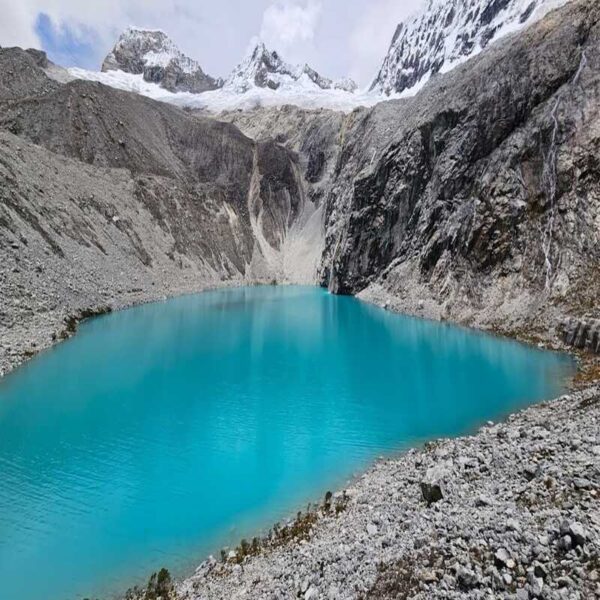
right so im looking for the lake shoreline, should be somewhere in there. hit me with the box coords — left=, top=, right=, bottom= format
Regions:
left=0, top=278, right=278, bottom=379
left=0, top=279, right=587, bottom=383
left=177, top=384, right=599, bottom=600
left=1, top=284, right=598, bottom=600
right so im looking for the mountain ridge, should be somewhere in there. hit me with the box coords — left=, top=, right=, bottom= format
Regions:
left=100, top=29, right=357, bottom=98
left=371, top=0, right=570, bottom=96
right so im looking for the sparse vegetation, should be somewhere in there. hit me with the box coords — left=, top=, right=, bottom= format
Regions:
left=124, top=568, right=175, bottom=600
left=224, top=490, right=350, bottom=565
left=365, top=548, right=447, bottom=599
left=58, top=306, right=113, bottom=340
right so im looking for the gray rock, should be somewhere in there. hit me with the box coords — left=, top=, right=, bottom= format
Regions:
left=558, top=535, right=573, bottom=553
left=524, top=464, right=541, bottom=481
left=534, top=563, right=548, bottom=579
left=456, top=566, right=479, bottom=590
left=304, top=586, right=318, bottom=600
left=568, top=522, right=587, bottom=547
left=420, top=465, right=448, bottom=505
left=528, top=572, right=544, bottom=597
left=495, top=548, right=515, bottom=570
left=476, top=494, right=493, bottom=507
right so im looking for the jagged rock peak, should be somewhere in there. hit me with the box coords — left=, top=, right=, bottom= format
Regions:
left=101, top=26, right=222, bottom=93
left=370, top=0, right=570, bottom=96
left=225, top=38, right=357, bottom=93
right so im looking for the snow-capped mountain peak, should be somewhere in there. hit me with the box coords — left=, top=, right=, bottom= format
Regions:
left=371, top=0, right=570, bottom=96
left=225, top=38, right=357, bottom=94
left=224, top=38, right=294, bottom=92
left=102, top=27, right=222, bottom=93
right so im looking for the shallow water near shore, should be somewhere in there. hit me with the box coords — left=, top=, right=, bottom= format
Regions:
left=0, top=286, right=574, bottom=600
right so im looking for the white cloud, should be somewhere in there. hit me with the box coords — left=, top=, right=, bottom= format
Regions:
left=260, top=0, right=322, bottom=52
left=348, top=0, right=424, bottom=86
left=0, top=0, right=425, bottom=86
left=1, top=2, right=42, bottom=48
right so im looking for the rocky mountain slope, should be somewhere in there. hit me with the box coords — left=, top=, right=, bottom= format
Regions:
left=1, top=0, right=599, bottom=598
left=218, top=0, right=600, bottom=345
left=371, top=0, right=569, bottom=96
left=0, top=47, right=324, bottom=375
left=101, top=27, right=222, bottom=93
left=326, top=0, right=599, bottom=338
left=1, top=0, right=598, bottom=376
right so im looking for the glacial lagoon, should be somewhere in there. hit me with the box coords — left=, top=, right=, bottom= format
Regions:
left=0, top=286, right=575, bottom=600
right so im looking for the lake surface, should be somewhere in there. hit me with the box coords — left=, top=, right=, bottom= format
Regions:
left=0, top=286, right=574, bottom=600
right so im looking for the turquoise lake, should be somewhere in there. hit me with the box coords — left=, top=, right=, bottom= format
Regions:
left=0, top=286, right=574, bottom=600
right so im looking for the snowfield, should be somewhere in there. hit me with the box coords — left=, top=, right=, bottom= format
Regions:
left=68, top=67, right=384, bottom=113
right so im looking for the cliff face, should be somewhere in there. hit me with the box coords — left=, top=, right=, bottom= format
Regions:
left=320, top=0, right=600, bottom=334
left=0, top=0, right=599, bottom=375
left=222, top=0, right=600, bottom=340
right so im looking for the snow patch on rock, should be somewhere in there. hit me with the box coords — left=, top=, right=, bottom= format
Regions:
left=101, top=27, right=221, bottom=93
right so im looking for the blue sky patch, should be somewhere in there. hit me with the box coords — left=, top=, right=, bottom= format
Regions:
left=35, top=13, right=101, bottom=69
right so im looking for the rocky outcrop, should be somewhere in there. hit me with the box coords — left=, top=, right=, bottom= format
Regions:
left=218, top=105, right=346, bottom=204
left=370, top=0, right=569, bottom=96
left=101, top=27, right=222, bottom=93
left=561, top=318, right=600, bottom=354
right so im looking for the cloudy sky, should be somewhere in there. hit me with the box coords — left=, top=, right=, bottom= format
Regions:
left=1, top=0, right=424, bottom=87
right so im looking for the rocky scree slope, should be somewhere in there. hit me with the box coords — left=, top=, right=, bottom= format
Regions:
left=371, top=0, right=569, bottom=96
left=102, top=27, right=222, bottom=93
left=0, top=48, right=320, bottom=375
left=180, top=386, right=600, bottom=600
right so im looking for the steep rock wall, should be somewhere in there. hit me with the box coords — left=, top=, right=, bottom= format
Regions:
left=1, top=0, right=599, bottom=374
left=320, top=0, right=600, bottom=335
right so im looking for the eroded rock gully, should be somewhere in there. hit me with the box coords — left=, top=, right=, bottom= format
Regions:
left=217, top=0, right=600, bottom=355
